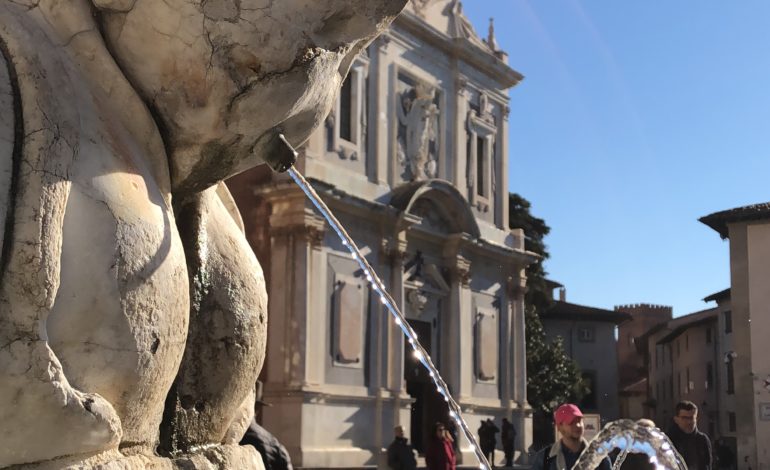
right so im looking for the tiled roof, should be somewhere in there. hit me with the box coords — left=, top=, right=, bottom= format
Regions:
left=542, top=301, right=632, bottom=324
left=699, top=202, right=770, bottom=239
left=703, top=288, right=730, bottom=303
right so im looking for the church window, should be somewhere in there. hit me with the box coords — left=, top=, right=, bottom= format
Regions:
left=466, top=91, right=497, bottom=211
left=476, top=136, right=485, bottom=196
left=327, top=59, right=369, bottom=163
left=339, top=75, right=353, bottom=142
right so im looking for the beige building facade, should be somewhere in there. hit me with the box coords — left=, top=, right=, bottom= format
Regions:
left=644, top=309, right=719, bottom=435
left=228, top=1, right=535, bottom=467
left=616, top=304, right=673, bottom=420
left=540, top=298, right=630, bottom=424
left=700, top=203, right=770, bottom=470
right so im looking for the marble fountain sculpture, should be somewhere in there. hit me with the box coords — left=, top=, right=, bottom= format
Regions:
left=0, top=0, right=406, bottom=468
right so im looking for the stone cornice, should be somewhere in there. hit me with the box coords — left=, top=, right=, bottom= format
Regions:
left=393, top=12, right=524, bottom=90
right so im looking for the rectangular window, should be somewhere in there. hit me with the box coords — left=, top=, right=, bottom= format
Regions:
left=728, top=412, right=736, bottom=432
left=339, top=75, right=353, bottom=142
left=685, top=334, right=689, bottom=351
left=727, top=361, right=735, bottom=394
left=706, top=327, right=712, bottom=344
left=724, top=310, right=733, bottom=334
left=476, top=136, right=485, bottom=196
left=578, top=327, right=595, bottom=342
left=706, top=362, right=713, bottom=390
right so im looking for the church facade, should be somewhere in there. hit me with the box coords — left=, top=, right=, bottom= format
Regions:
left=228, top=1, right=535, bottom=467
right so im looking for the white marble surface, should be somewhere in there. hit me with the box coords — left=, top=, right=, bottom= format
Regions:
left=0, top=0, right=405, bottom=468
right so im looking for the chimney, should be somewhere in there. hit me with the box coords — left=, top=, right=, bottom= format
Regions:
left=559, top=288, right=566, bottom=302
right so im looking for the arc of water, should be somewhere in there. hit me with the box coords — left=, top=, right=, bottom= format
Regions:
left=573, top=419, right=688, bottom=470
left=281, top=137, right=490, bottom=470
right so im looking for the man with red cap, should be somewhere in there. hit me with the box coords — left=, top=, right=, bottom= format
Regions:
left=531, top=404, right=611, bottom=470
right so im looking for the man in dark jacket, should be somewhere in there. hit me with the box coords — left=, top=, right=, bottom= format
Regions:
left=387, top=425, right=417, bottom=470
left=501, top=418, right=517, bottom=467
left=666, top=401, right=712, bottom=470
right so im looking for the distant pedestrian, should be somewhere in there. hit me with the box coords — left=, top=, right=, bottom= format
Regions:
left=483, top=419, right=499, bottom=466
left=501, top=418, right=517, bottom=467
left=446, top=420, right=459, bottom=453
left=387, top=425, right=417, bottom=470
left=531, top=403, right=611, bottom=470
left=426, top=422, right=456, bottom=470
left=666, top=401, right=712, bottom=470
left=479, top=420, right=492, bottom=466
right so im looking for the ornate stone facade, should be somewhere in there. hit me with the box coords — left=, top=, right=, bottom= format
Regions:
left=228, top=1, right=534, bottom=467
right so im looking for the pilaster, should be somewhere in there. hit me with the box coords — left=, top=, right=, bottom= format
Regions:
left=264, top=186, right=327, bottom=389
left=372, top=34, right=393, bottom=185
left=454, top=77, right=470, bottom=192
left=496, top=104, right=510, bottom=229
left=444, top=234, right=472, bottom=399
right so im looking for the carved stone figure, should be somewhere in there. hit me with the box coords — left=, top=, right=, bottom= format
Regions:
left=397, top=82, right=439, bottom=181
left=0, top=1, right=405, bottom=469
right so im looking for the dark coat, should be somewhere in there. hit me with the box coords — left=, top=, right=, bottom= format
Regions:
left=501, top=421, right=517, bottom=451
left=531, top=440, right=612, bottom=470
left=426, top=437, right=456, bottom=470
left=666, top=424, right=712, bottom=470
left=387, top=437, right=417, bottom=470
left=240, top=418, right=293, bottom=470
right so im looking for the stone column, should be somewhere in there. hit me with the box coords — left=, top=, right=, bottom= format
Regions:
left=496, top=104, right=510, bottom=228
left=444, top=234, right=472, bottom=400
left=381, top=234, right=409, bottom=394
left=454, top=78, right=470, bottom=193
left=507, top=274, right=532, bottom=463
left=265, top=187, right=327, bottom=388
left=261, top=185, right=326, bottom=464
left=372, top=34, right=393, bottom=186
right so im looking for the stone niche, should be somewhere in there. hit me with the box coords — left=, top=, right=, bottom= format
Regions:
left=0, top=0, right=406, bottom=468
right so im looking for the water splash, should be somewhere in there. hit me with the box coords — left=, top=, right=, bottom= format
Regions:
left=573, top=419, right=688, bottom=470
left=286, top=165, right=492, bottom=470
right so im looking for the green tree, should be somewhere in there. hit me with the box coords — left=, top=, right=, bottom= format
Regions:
left=508, top=193, right=587, bottom=415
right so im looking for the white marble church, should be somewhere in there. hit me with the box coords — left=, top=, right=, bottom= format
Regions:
left=228, top=0, right=535, bottom=467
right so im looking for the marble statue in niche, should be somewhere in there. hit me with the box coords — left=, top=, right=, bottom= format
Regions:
left=0, top=0, right=405, bottom=469
left=396, top=76, right=440, bottom=181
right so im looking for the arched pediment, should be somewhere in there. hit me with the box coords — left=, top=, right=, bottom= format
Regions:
left=388, top=179, right=480, bottom=238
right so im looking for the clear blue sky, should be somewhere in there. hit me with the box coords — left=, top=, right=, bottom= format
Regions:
left=462, top=2, right=770, bottom=316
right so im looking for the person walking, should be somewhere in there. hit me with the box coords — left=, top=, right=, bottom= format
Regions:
left=665, top=401, right=712, bottom=470
left=479, top=420, right=490, bottom=463
left=531, top=403, right=612, bottom=470
left=501, top=418, right=517, bottom=467
left=387, top=425, right=417, bottom=470
left=484, top=419, right=500, bottom=466
left=426, top=422, right=456, bottom=470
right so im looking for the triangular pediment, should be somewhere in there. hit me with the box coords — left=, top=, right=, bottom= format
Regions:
left=404, top=0, right=493, bottom=53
